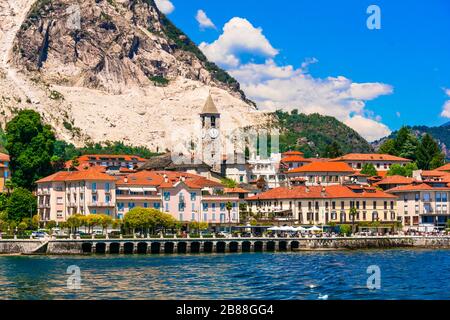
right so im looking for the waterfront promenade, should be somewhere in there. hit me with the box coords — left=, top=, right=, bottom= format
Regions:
left=2, top=235, right=450, bottom=255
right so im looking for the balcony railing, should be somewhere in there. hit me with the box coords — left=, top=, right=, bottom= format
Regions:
left=88, top=202, right=115, bottom=207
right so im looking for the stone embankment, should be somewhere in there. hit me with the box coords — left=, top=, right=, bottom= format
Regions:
left=1, top=236, right=450, bottom=255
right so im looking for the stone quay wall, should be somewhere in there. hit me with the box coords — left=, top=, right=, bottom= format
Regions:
left=2, top=236, right=450, bottom=255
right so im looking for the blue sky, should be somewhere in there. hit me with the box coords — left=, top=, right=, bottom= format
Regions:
left=155, top=0, right=450, bottom=141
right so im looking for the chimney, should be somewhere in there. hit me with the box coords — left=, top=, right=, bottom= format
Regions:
left=180, top=176, right=186, bottom=182
left=305, top=186, right=310, bottom=193
left=124, top=177, right=128, bottom=184
left=321, top=187, right=326, bottom=197
left=163, top=174, right=168, bottom=183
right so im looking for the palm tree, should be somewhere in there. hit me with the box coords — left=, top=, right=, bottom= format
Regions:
left=4, top=179, right=14, bottom=195
left=226, top=202, right=233, bottom=234
left=349, top=207, right=358, bottom=235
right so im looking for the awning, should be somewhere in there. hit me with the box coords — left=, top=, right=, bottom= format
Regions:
left=129, top=187, right=144, bottom=193
left=118, top=187, right=130, bottom=191
left=143, top=187, right=157, bottom=192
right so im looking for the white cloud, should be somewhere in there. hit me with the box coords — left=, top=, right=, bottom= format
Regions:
left=199, top=17, right=278, bottom=67
left=200, top=18, right=393, bottom=141
left=155, top=0, right=175, bottom=15
left=344, top=116, right=391, bottom=143
left=440, top=88, right=450, bottom=118
left=196, top=10, right=216, bottom=30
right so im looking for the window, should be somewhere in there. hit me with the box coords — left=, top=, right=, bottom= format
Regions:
left=92, top=182, right=97, bottom=191
left=57, top=197, right=63, bottom=205
left=384, top=201, right=388, bottom=210
left=341, top=201, right=345, bottom=210
left=191, top=212, right=195, bottom=221
left=164, top=192, right=170, bottom=201
left=106, top=195, right=111, bottom=203
left=332, top=201, right=336, bottom=210
left=373, top=201, right=377, bottom=209
left=212, top=203, right=216, bottom=211
left=363, top=201, right=366, bottom=210
left=203, top=203, right=208, bottom=211
left=415, top=193, right=420, bottom=201
left=153, top=203, right=161, bottom=210
left=423, top=193, right=431, bottom=202
left=105, top=183, right=110, bottom=192
left=436, top=192, right=442, bottom=202
left=92, top=195, right=97, bottom=203
left=390, top=201, right=394, bottom=210
left=203, top=213, right=208, bottom=222
left=190, top=192, right=197, bottom=201
left=165, top=203, right=169, bottom=212
left=178, top=202, right=185, bottom=212
left=128, top=202, right=135, bottom=209
left=117, top=203, right=124, bottom=211
left=144, top=203, right=148, bottom=208
left=220, top=203, right=226, bottom=211
left=57, top=211, right=63, bottom=218
left=106, top=209, right=110, bottom=215
left=92, top=209, right=97, bottom=214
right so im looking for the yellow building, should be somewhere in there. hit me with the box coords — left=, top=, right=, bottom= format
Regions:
left=0, top=153, right=10, bottom=193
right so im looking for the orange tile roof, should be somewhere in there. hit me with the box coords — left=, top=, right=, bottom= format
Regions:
left=280, top=155, right=311, bottom=163
left=224, top=187, right=250, bottom=194
left=421, top=170, right=448, bottom=177
left=288, top=162, right=355, bottom=173
left=282, top=151, right=304, bottom=156
left=331, top=153, right=411, bottom=162
left=36, top=168, right=116, bottom=183
left=77, top=154, right=147, bottom=162
left=247, top=185, right=396, bottom=201
left=436, top=163, right=450, bottom=172
left=376, top=171, right=388, bottom=178
left=116, top=171, right=222, bottom=189
left=374, top=175, right=415, bottom=186
left=0, top=153, right=9, bottom=162
left=387, top=183, right=450, bottom=193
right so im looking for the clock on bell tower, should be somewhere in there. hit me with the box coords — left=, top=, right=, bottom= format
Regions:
left=200, top=93, right=221, bottom=171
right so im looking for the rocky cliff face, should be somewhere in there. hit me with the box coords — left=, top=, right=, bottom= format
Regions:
left=0, top=0, right=268, bottom=150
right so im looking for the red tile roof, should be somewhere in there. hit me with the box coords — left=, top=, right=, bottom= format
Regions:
left=281, top=155, right=311, bottom=163
left=247, top=185, right=396, bottom=201
left=282, top=151, right=304, bottom=156
left=36, top=168, right=116, bottom=183
left=77, top=154, right=147, bottom=162
left=387, top=183, right=450, bottom=192
left=331, top=153, right=411, bottom=162
left=288, top=162, right=354, bottom=173
left=436, top=163, right=450, bottom=172
left=116, top=171, right=222, bottom=189
left=374, top=175, right=415, bottom=186
left=0, top=153, right=9, bottom=162
left=224, top=187, right=250, bottom=194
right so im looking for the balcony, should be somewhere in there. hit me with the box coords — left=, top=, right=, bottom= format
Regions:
left=88, top=202, right=115, bottom=208
left=38, top=203, right=50, bottom=209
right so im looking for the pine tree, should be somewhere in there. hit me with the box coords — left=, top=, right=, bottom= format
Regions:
left=416, top=134, right=443, bottom=170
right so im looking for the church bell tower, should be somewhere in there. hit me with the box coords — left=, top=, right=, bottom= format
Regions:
left=200, top=93, right=221, bottom=172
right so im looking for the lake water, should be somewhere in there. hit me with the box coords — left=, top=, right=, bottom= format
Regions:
left=0, top=249, right=449, bottom=300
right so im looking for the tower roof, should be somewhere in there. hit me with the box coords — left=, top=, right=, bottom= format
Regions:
left=201, top=94, right=220, bottom=115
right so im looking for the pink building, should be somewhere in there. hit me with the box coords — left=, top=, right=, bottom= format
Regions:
left=37, top=169, right=240, bottom=226
left=36, top=168, right=117, bottom=223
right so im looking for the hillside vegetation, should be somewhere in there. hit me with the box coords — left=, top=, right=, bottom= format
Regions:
left=275, top=110, right=373, bottom=158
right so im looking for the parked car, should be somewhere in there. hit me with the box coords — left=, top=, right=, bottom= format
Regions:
left=31, top=231, right=49, bottom=239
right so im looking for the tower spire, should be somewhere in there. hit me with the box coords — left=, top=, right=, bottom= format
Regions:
left=201, top=93, right=220, bottom=115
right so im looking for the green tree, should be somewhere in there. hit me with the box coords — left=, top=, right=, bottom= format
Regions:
left=221, top=178, right=237, bottom=188
left=430, top=152, right=445, bottom=170
left=226, top=202, right=233, bottom=233
left=6, top=188, right=36, bottom=222
left=67, top=214, right=83, bottom=234
left=323, top=141, right=343, bottom=158
left=378, top=139, right=396, bottom=155
left=360, top=163, right=378, bottom=177
left=416, top=134, right=443, bottom=170
left=387, top=164, right=406, bottom=177
left=5, top=110, right=56, bottom=189
left=349, top=207, right=358, bottom=234
left=17, top=221, right=28, bottom=235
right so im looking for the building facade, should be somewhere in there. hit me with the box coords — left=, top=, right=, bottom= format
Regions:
left=388, top=183, right=450, bottom=230
left=37, top=169, right=240, bottom=226
left=286, top=162, right=355, bottom=186
left=331, top=153, right=411, bottom=176
left=0, top=152, right=10, bottom=193
left=36, top=169, right=117, bottom=223
left=247, top=185, right=397, bottom=225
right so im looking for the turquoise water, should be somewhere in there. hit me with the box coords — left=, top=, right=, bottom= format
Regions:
left=0, top=249, right=449, bottom=300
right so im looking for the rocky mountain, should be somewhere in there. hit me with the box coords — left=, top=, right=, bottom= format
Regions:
left=372, top=123, right=450, bottom=159
left=0, top=0, right=268, bottom=151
